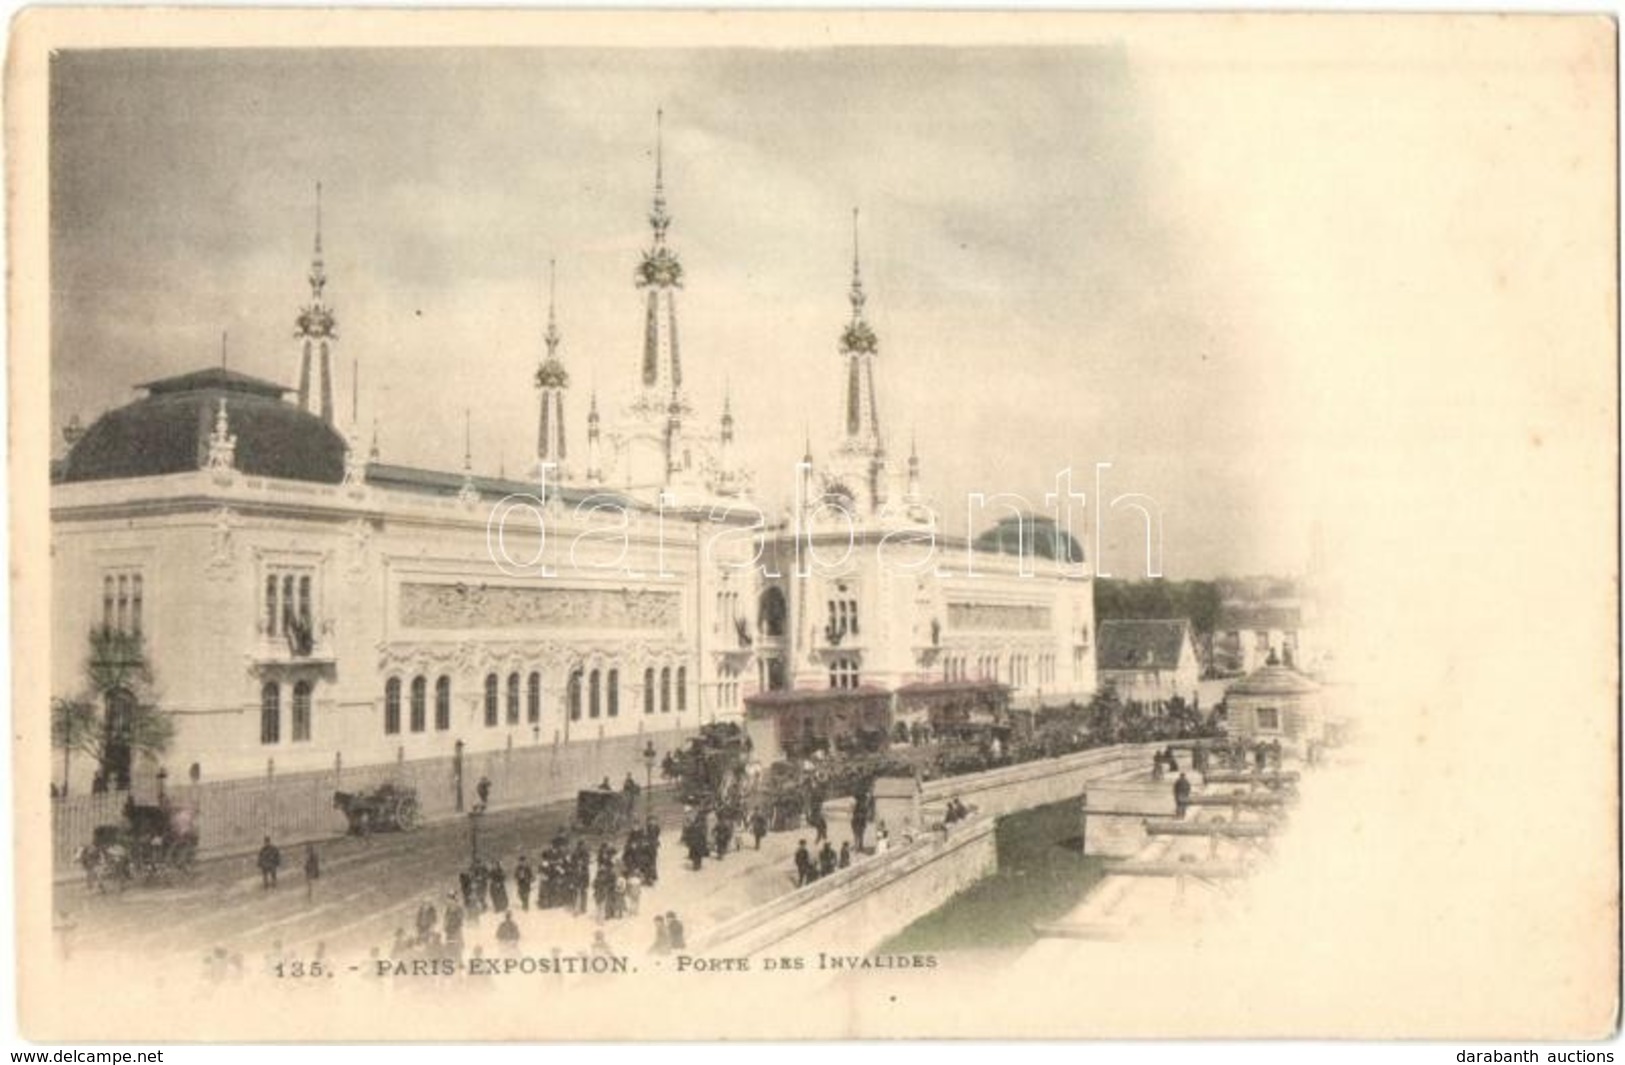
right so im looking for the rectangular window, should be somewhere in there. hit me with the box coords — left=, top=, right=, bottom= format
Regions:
left=1256, top=707, right=1280, bottom=731
left=588, top=670, right=601, bottom=719
left=607, top=669, right=619, bottom=718
left=484, top=674, right=499, bottom=727
left=677, top=666, right=687, bottom=712
left=131, top=575, right=143, bottom=636
left=264, top=566, right=317, bottom=645
left=435, top=677, right=452, bottom=731
left=507, top=673, right=520, bottom=725
left=526, top=673, right=540, bottom=725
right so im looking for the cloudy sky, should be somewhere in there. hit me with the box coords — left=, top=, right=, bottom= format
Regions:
left=48, top=43, right=1415, bottom=578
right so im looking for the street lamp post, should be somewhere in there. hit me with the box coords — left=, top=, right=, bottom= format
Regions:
left=468, top=808, right=483, bottom=866
left=642, top=740, right=657, bottom=824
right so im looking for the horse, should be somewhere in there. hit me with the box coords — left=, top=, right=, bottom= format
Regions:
left=332, top=791, right=374, bottom=836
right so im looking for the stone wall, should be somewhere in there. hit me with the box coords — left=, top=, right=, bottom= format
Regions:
left=696, top=814, right=997, bottom=957
left=696, top=741, right=1160, bottom=957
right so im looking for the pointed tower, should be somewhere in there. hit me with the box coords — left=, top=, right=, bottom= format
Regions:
left=710, top=383, right=741, bottom=497
left=906, top=431, right=922, bottom=504
left=635, top=110, right=688, bottom=417
left=294, top=182, right=339, bottom=425
left=841, top=208, right=882, bottom=453
left=821, top=209, right=890, bottom=518
left=585, top=388, right=604, bottom=485
left=535, top=260, right=572, bottom=480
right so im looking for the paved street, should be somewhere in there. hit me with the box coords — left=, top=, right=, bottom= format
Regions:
left=53, top=788, right=840, bottom=972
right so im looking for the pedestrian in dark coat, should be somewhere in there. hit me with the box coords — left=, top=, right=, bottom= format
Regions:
left=650, top=915, right=670, bottom=955
left=458, top=869, right=475, bottom=910
left=794, top=840, right=814, bottom=886
left=818, top=841, right=837, bottom=878
left=514, top=858, right=534, bottom=911
left=1173, top=773, right=1192, bottom=820
left=489, top=860, right=510, bottom=914
left=809, top=807, right=828, bottom=845
left=838, top=842, right=851, bottom=869
left=443, top=896, right=465, bottom=960
left=257, top=837, right=281, bottom=890
left=751, top=809, right=768, bottom=850
left=303, top=843, right=320, bottom=901
left=665, top=912, right=686, bottom=951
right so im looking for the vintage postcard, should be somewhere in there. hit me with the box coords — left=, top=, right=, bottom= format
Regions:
left=7, top=8, right=1618, bottom=1043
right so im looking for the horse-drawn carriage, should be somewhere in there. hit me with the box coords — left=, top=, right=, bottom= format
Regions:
left=78, top=797, right=199, bottom=890
left=573, top=787, right=636, bottom=836
left=333, top=783, right=420, bottom=835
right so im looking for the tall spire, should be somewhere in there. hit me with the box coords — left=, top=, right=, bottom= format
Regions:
left=458, top=409, right=478, bottom=505
left=535, top=259, right=571, bottom=477
left=839, top=207, right=881, bottom=448
left=633, top=106, right=688, bottom=474
left=585, top=387, right=603, bottom=485
left=295, top=180, right=338, bottom=425
left=849, top=207, right=865, bottom=317
left=720, top=380, right=735, bottom=445
left=650, top=108, right=670, bottom=247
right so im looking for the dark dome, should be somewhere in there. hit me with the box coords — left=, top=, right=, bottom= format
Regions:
left=59, top=367, right=346, bottom=485
left=972, top=514, right=1085, bottom=564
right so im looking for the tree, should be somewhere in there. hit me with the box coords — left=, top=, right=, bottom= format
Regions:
left=54, top=626, right=174, bottom=790
left=50, top=697, right=98, bottom=796
left=1086, top=685, right=1124, bottom=744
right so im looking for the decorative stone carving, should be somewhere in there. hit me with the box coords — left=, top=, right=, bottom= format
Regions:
left=399, top=582, right=680, bottom=631
left=945, top=602, right=1051, bottom=632
left=345, top=519, right=372, bottom=581
left=206, top=506, right=238, bottom=581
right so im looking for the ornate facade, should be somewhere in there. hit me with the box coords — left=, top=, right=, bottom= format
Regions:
left=49, top=116, right=1097, bottom=790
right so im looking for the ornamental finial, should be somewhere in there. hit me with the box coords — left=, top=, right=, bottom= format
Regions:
left=544, top=258, right=561, bottom=357
left=839, top=208, right=878, bottom=356
left=849, top=207, right=866, bottom=316
left=649, top=108, right=671, bottom=245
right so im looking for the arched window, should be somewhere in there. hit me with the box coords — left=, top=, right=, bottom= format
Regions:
left=568, top=669, right=583, bottom=721
left=759, top=587, right=787, bottom=637
left=105, top=576, right=116, bottom=630
left=281, top=575, right=295, bottom=634
left=507, top=672, right=521, bottom=725
left=607, top=669, right=620, bottom=718
left=677, top=666, right=687, bottom=713
left=435, top=676, right=451, bottom=731
left=298, top=576, right=312, bottom=629
left=260, top=681, right=281, bottom=745
left=660, top=667, right=672, bottom=714
left=292, top=680, right=313, bottom=742
left=410, top=676, right=427, bottom=733
left=588, top=669, right=602, bottom=719
left=131, top=575, right=143, bottom=636
left=484, top=674, right=499, bottom=727
left=644, top=668, right=656, bottom=715
left=848, top=599, right=860, bottom=636
left=116, top=575, right=128, bottom=632
left=384, top=678, right=401, bottom=735
left=527, top=672, right=541, bottom=725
